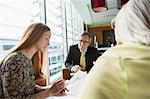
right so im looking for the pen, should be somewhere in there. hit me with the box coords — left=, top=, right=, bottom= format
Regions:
left=65, top=88, right=69, bottom=92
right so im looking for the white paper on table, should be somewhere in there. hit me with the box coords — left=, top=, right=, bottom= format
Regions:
left=46, top=95, right=76, bottom=99
left=46, top=70, right=87, bottom=99
left=65, top=70, right=87, bottom=96
left=67, top=70, right=87, bottom=85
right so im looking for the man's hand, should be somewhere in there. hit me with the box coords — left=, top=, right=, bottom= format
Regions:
left=71, top=65, right=81, bottom=72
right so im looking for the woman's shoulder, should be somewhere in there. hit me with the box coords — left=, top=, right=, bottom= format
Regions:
left=100, top=46, right=120, bottom=58
left=1, top=51, right=26, bottom=67
left=0, top=52, right=23, bottom=72
left=4, top=52, right=22, bottom=62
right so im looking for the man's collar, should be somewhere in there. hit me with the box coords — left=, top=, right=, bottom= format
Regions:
left=78, top=44, right=87, bottom=53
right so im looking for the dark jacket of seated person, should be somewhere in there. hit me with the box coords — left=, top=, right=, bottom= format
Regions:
left=64, top=32, right=99, bottom=73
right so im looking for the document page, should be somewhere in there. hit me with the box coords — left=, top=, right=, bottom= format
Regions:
left=47, top=71, right=87, bottom=99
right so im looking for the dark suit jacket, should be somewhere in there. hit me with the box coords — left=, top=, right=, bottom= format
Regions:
left=65, top=44, right=100, bottom=73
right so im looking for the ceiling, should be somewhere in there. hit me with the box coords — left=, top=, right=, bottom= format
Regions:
left=70, top=0, right=119, bottom=26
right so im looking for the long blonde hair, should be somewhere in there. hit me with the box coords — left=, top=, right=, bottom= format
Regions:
left=0, top=22, right=50, bottom=79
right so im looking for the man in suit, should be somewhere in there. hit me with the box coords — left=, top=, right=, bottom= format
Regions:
left=65, top=31, right=99, bottom=73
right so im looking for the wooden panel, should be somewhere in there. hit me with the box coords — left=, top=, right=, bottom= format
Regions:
left=88, top=24, right=114, bottom=47
left=88, top=24, right=112, bottom=30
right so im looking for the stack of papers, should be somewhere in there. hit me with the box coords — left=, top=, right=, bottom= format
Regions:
left=47, top=71, right=87, bottom=99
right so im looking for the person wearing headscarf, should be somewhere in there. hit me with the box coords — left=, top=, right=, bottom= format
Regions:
left=77, top=0, right=150, bottom=99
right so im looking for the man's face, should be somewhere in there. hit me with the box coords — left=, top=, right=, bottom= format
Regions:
left=78, top=35, right=90, bottom=51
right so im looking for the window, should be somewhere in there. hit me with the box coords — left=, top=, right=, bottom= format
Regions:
left=48, top=58, right=51, bottom=65
left=0, top=0, right=41, bottom=60
left=3, top=45, right=14, bottom=50
left=0, top=0, right=84, bottom=84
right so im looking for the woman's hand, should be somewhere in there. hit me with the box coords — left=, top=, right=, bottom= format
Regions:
left=35, top=80, right=67, bottom=99
left=48, top=80, right=66, bottom=96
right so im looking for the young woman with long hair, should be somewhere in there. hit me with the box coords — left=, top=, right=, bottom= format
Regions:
left=0, top=22, right=65, bottom=99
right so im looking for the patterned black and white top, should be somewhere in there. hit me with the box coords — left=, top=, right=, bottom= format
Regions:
left=0, top=51, right=43, bottom=99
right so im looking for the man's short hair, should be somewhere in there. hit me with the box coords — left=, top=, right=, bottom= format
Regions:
left=81, top=31, right=91, bottom=38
